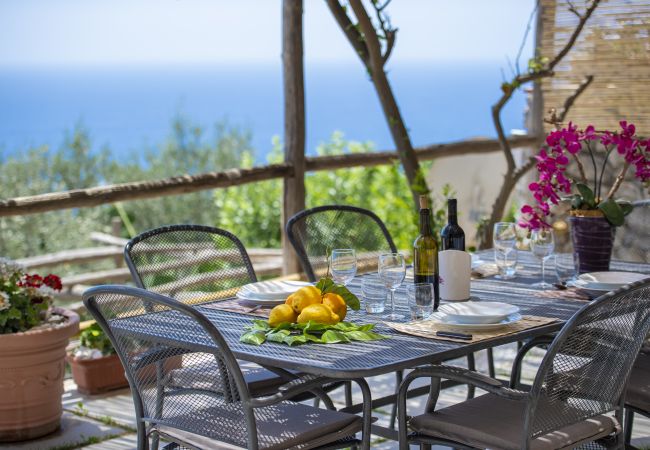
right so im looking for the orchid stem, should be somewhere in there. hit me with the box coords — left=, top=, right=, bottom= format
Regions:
left=597, top=145, right=613, bottom=201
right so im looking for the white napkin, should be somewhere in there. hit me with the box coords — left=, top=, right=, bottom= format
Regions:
left=439, top=250, right=471, bottom=301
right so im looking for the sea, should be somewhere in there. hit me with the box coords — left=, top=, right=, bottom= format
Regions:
left=0, top=62, right=528, bottom=163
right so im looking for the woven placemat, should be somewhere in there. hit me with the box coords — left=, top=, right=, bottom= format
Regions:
left=384, top=315, right=558, bottom=343
left=201, top=299, right=272, bottom=318
left=534, top=288, right=591, bottom=302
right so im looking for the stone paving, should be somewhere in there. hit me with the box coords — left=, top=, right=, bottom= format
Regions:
left=11, top=345, right=650, bottom=449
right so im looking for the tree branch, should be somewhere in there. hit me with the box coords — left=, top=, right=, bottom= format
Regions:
left=480, top=0, right=600, bottom=249
left=325, top=0, right=369, bottom=64
left=555, top=75, right=594, bottom=123
left=547, top=0, right=600, bottom=69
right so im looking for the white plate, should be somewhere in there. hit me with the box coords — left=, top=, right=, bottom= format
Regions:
left=429, top=312, right=523, bottom=330
left=577, top=272, right=648, bottom=291
left=235, top=292, right=287, bottom=305
left=237, top=280, right=312, bottom=301
left=438, top=301, right=520, bottom=324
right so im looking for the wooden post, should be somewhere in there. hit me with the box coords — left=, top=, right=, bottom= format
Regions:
left=281, top=0, right=305, bottom=275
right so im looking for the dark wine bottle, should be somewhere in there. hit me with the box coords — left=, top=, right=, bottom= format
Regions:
left=413, top=195, right=439, bottom=309
left=441, top=198, right=465, bottom=251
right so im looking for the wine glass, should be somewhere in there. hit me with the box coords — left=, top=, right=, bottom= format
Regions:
left=378, top=253, right=406, bottom=320
left=493, top=222, right=517, bottom=279
left=530, top=229, right=555, bottom=289
left=330, top=249, right=357, bottom=285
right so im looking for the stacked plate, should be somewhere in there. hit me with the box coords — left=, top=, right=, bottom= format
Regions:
left=428, top=301, right=522, bottom=330
left=236, top=280, right=312, bottom=305
left=570, top=271, right=649, bottom=297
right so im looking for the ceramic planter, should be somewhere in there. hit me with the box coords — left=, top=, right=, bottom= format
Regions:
left=67, top=353, right=128, bottom=395
left=0, top=308, right=79, bottom=442
left=569, top=210, right=615, bottom=273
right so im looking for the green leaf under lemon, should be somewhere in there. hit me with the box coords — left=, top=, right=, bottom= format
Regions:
left=240, top=320, right=387, bottom=346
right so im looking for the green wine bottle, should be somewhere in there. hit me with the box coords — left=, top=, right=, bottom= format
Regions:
left=413, top=195, right=439, bottom=309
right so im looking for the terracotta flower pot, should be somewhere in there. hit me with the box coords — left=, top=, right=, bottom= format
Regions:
left=569, top=210, right=615, bottom=273
left=0, top=308, right=79, bottom=442
left=67, top=353, right=129, bottom=395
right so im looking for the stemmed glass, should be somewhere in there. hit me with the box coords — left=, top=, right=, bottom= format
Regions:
left=378, top=253, right=406, bottom=320
left=330, top=249, right=357, bottom=286
left=530, top=229, right=555, bottom=289
left=493, top=222, right=517, bottom=279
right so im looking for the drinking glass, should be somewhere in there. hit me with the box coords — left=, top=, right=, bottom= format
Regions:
left=330, top=249, right=357, bottom=285
left=555, top=253, right=579, bottom=285
left=530, top=229, right=555, bottom=289
left=493, top=222, right=518, bottom=279
left=407, top=283, right=434, bottom=320
left=361, top=276, right=386, bottom=314
left=378, top=253, right=406, bottom=320
left=494, top=247, right=518, bottom=279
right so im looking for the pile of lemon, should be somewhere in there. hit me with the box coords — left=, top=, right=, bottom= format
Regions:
left=268, top=286, right=348, bottom=327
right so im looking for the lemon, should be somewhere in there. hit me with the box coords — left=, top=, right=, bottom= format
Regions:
left=322, top=293, right=347, bottom=321
left=285, top=292, right=295, bottom=307
left=290, top=286, right=322, bottom=314
left=297, top=303, right=340, bottom=325
left=268, top=304, right=297, bottom=327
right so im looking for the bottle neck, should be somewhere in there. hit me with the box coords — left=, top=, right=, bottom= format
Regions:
left=447, top=199, right=458, bottom=225
left=419, top=208, right=433, bottom=235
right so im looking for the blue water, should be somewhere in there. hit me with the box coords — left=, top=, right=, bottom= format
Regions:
left=0, top=62, right=527, bottom=162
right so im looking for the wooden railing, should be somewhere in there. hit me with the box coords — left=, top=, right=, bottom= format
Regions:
left=16, top=228, right=283, bottom=300
left=2, top=134, right=537, bottom=288
left=0, top=135, right=536, bottom=217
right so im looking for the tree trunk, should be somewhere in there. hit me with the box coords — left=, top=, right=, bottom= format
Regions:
left=281, top=0, right=306, bottom=275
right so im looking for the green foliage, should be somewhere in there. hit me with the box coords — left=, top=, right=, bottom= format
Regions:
left=240, top=319, right=386, bottom=346
left=527, top=54, right=549, bottom=73
left=215, top=131, right=445, bottom=251
left=1, top=122, right=452, bottom=278
left=79, top=323, right=115, bottom=355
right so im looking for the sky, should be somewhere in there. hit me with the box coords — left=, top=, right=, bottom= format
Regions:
left=0, top=0, right=536, bottom=68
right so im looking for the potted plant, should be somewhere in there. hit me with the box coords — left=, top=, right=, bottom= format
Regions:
left=520, top=121, right=649, bottom=272
left=0, top=259, right=79, bottom=442
left=67, top=323, right=128, bottom=395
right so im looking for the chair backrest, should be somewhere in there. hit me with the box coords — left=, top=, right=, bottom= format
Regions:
left=526, top=279, right=650, bottom=444
left=124, top=225, right=257, bottom=303
left=285, top=205, right=398, bottom=281
left=83, top=285, right=259, bottom=449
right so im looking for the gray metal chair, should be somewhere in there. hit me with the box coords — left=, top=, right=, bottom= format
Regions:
left=124, top=225, right=304, bottom=397
left=286, top=205, right=490, bottom=425
left=398, top=279, right=650, bottom=450
left=285, top=205, right=398, bottom=282
left=83, top=285, right=371, bottom=450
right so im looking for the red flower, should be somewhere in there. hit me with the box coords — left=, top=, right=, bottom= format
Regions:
left=18, top=274, right=43, bottom=288
left=44, top=274, right=63, bottom=291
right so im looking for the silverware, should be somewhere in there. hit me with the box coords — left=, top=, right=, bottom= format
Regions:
left=246, top=305, right=263, bottom=313
left=436, top=331, right=473, bottom=340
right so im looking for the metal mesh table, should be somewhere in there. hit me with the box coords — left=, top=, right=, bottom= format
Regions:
left=110, top=251, right=650, bottom=379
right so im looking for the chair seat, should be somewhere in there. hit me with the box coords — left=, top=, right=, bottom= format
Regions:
left=626, top=352, right=650, bottom=413
left=166, top=363, right=295, bottom=397
left=155, top=400, right=362, bottom=450
left=408, top=393, right=619, bottom=450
